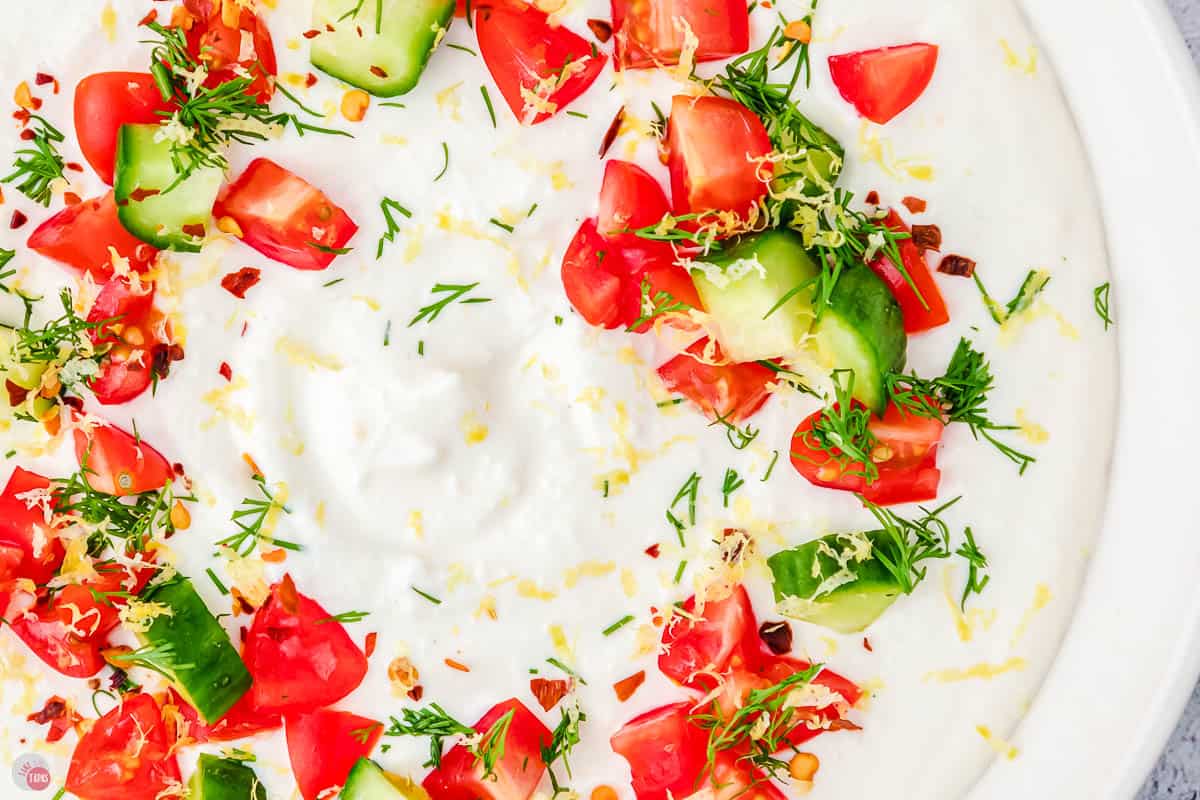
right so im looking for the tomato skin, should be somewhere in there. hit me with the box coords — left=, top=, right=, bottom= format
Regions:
left=598, top=160, right=672, bottom=244
left=561, top=219, right=640, bottom=329
left=610, top=703, right=710, bottom=800
left=167, top=686, right=282, bottom=743
left=72, top=420, right=174, bottom=497
left=789, top=402, right=943, bottom=505
left=183, top=0, right=278, bottom=102
left=476, top=2, right=605, bottom=124
left=423, top=698, right=551, bottom=800
left=243, top=578, right=369, bottom=715
left=667, top=95, right=772, bottom=217
left=286, top=708, right=382, bottom=800
left=27, top=193, right=158, bottom=279
left=74, top=73, right=174, bottom=185
left=612, top=0, right=749, bottom=70
left=0, top=468, right=63, bottom=590
left=66, top=693, right=181, bottom=800
left=656, top=338, right=775, bottom=423
left=214, top=158, right=358, bottom=271
left=11, top=584, right=114, bottom=678
left=85, top=274, right=166, bottom=405
left=868, top=210, right=948, bottom=333
left=659, top=584, right=762, bottom=691
left=828, top=43, right=939, bottom=125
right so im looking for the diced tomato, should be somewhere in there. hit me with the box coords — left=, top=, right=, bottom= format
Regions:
left=213, top=158, right=358, bottom=271
left=65, top=693, right=181, bottom=800
left=27, top=193, right=158, bottom=278
left=0, top=468, right=63, bottom=590
left=243, top=577, right=369, bottom=715
left=657, top=338, right=774, bottom=423
left=868, top=210, right=948, bottom=333
left=629, top=261, right=703, bottom=333
left=286, top=708, right=382, bottom=800
left=11, top=583, right=117, bottom=678
left=598, top=160, right=672, bottom=245
left=667, top=95, right=772, bottom=218
left=476, top=2, right=605, bottom=124
left=168, top=686, right=282, bottom=743
left=658, top=583, right=761, bottom=691
left=74, top=73, right=174, bottom=185
left=72, top=419, right=174, bottom=497
left=612, top=0, right=749, bottom=70
left=85, top=275, right=166, bottom=406
left=183, top=0, right=278, bottom=103
left=561, top=219, right=640, bottom=329
left=423, top=698, right=551, bottom=800
left=828, top=43, right=939, bottom=125
left=790, top=402, right=943, bottom=505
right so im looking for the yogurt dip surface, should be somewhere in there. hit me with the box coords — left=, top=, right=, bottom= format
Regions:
left=0, top=0, right=1116, bottom=797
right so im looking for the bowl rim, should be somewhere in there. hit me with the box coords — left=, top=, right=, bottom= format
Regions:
left=968, top=1, right=1200, bottom=797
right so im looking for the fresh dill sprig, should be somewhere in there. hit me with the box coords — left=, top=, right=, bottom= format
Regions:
left=792, top=370, right=879, bottom=481
left=762, top=450, right=780, bottom=481
left=5, top=289, right=107, bottom=396
left=107, top=641, right=193, bottom=679
left=480, top=85, right=497, bottom=127
left=412, top=586, right=442, bottom=605
left=408, top=283, right=492, bottom=327
left=602, top=615, right=635, bottom=636
left=546, top=657, right=586, bottom=685
left=434, top=142, right=450, bottom=181
left=542, top=704, right=585, bottom=797
left=54, top=464, right=191, bottom=554
left=625, top=277, right=693, bottom=332
left=375, top=197, right=412, bottom=259
left=708, top=410, right=760, bottom=451
left=350, top=722, right=383, bottom=745
left=475, top=709, right=515, bottom=781
left=955, top=527, right=990, bottom=610
left=1093, top=281, right=1113, bottom=331
left=973, top=269, right=1050, bottom=325
left=666, top=472, right=701, bottom=544
left=860, top=496, right=962, bottom=595
left=215, top=475, right=299, bottom=556
left=3, top=114, right=66, bottom=206
left=720, top=468, right=744, bottom=508
left=317, top=610, right=370, bottom=625
left=885, top=338, right=1035, bottom=474
left=384, top=705, right=475, bottom=769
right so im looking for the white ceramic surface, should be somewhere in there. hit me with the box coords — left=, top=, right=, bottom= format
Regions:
left=970, top=1, right=1200, bottom=797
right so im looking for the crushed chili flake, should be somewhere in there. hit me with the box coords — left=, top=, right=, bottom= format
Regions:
left=34, top=72, right=54, bottom=86
left=586, top=18, right=613, bottom=42
left=305, top=72, right=319, bottom=88
left=865, top=190, right=880, bottom=205
left=863, top=637, right=873, bottom=652
left=444, top=658, right=471, bottom=673
left=600, top=106, right=625, bottom=158
left=364, top=632, right=377, bottom=658
left=827, top=718, right=863, bottom=732
left=911, top=224, right=942, bottom=252
left=19, top=129, right=35, bottom=141
left=218, top=362, right=233, bottom=382
left=6, top=379, right=29, bottom=407
left=407, top=685, right=425, bottom=702
left=758, top=620, right=793, bottom=655
left=63, top=192, right=82, bottom=206
left=901, top=195, right=927, bottom=214
left=242, top=452, right=263, bottom=477
left=277, top=574, right=300, bottom=615
left=28, top=696, right=81, bottom=743
left=644, top=543, right=661, bottom=558
left=66, top=162, right=84, bottom=173
left=369, top=65, right=388, bottom=78
left=27, top=696, right=67, bottom=725
left=231, top=587, right=257, bottom=616
left=10, top=210, right=28, bottom=229
left=129, top=187, right=162, bottom=202
left=261, top=548, right=287, bottom=563
left=138, top=9, right=158, bottom=26
left=937, top=254, right=976, bottom=278
left=613, top=670, right=646, bottom=702
left=181, top=223, right=207, bottom=238
left=220, top=267, right=262, bottom=299
left=302, top=29, right=321, bottom=38
left=530, top=677, right=571, bottom=711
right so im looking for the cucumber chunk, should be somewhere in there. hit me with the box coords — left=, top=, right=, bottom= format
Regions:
left=768, top=531, right=904, bottom=633
left=311, top=0, right=455, bottom=97
left=340, top=758, right=430, bottom=800
left=114, top=124, right=223, bottom=253
left=0, top=326, right=46, bottom=394
left=812, top=262, right=906, bottom=413
left=138, top=577, right=251, bottom=723
left=189, top=754, right=266, bottom=800
left=691, top=230, right=820, bottom=362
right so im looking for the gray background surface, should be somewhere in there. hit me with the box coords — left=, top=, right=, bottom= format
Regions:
left=1136, top=3, right=1196, bottom=797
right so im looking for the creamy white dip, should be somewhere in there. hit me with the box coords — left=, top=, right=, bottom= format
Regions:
left=0, top=0, right=1115, bottom=796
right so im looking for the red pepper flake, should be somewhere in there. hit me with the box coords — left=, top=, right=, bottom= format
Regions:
left=173, top=462, right=186, bottom=477
left=138, top=9, right=158, bottom=26
left=260, top=548, right=287, bottom=563
left=302, top=29, right=321, bottom=38
left=12, top=109, right=30, bottom=126
left=901, top=195, right=927, bottom=214
left=27, top=696, right=81, bottom=743
left=369, top=65, right=389, bottom=79
left=364, top=632, right=378, bottom=658
left=10, top=210, right=28, bottom=229
left=63, top=192, right=82, bottom=207
left=65, top=162, right=84, bottom=173
left=865, top=190, right=880, bottom=205
left=220, top=266, right=262, bottom=299
left=407, top=685, right=425, bottom=702
left=129, top=187, right=162, bottom=202
left=530, top=677, right=571, bottom=711
left=586, top=18, right=613, bottom=42
left=230, top=587, right=257, bottom=616
left=613, top=670, right=646, bottom=702
left=19, top=129, right=34, bottom=141
left=181, top=223, right=207, bottom=238
left=62, top=395, right=83, bottom=412
left=218, top=361, right=233, bottom=382
left=34, top=72, right=54, bottom=86
left=277, top=574, right=300, bottom=615
left=644, top=543, right=661, bottom=558
left=937, top=254, right=977, bottom=278
left=444, top=658, right=471, bottom=673
left=305, top=73, right=319, bottom=88
left=600, top=106, right=625, bottom=158
left=240, top=321, right=249, bottom=337
left=863, top=637, right=873, bottom=652
left=911, top=224, right=942, bottom=252
left=758, top=620, right=793, bottom=655
left=5, top=379, right=29, bottom=407
left=243, top=452, right=263, bottom=477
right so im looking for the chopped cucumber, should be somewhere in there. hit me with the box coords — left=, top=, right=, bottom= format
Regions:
left=0, top=326, right=53, bottom=417
left=340, top=758, right=429, bottom=800
left=690, top=230, right=820, bottom=362
left=768, top=531, right=903, bottom=633
left=311, top=0, right=455, bottom=97
left=188, top=754, right=266, bottom=800
left=114, top=124, right=223, bottom=253
left=137, top=577, right=251, bottom=723
left=812, top=262, right=906, bottom=414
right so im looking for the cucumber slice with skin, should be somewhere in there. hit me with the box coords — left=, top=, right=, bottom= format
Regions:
left=311, top=0, right=455, bottom=98
left=114, top=124, right=223, bottom=253
left=813, top=262, right=906, bottom=414
left=691, top=230, right=821, bottom=363
left=0, top=326, right=46, bottom=393
left=137, top=577, right=251, bottom=723
left=340, top=758, right=430, bottom=800
left=188, top=754, right=266, bottom=800
left=768, top=530, right=903, bottom=633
